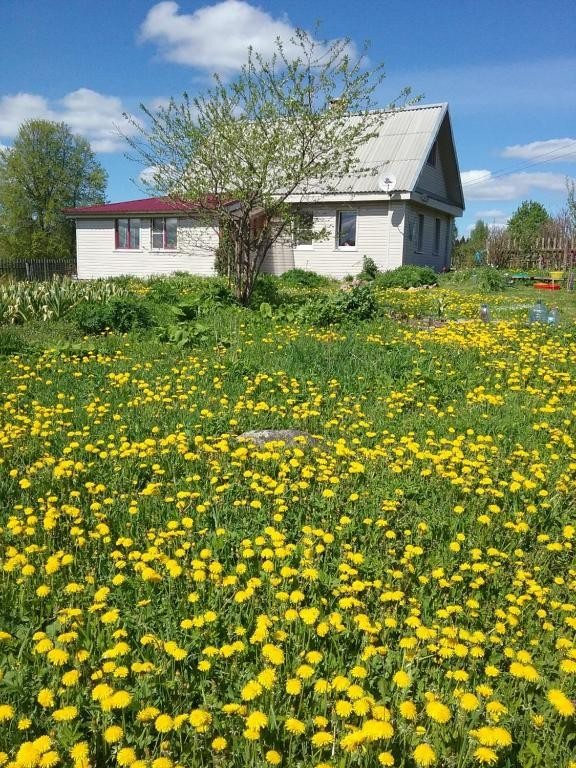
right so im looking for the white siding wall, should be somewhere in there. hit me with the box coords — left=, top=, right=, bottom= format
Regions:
left=76, top=218, right=218, bottom=279
left=263, top=202, right=406, bottom=279
left=403, top=205, right=452, bottom=272
left=262, top=235, right=295, bottom=275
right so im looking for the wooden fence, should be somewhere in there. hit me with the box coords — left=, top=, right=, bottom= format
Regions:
left=452, top=237, right=576, bottom=271
left=0, top=258, right=77, bottom=281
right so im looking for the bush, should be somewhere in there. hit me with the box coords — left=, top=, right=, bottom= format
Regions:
left=474, top=267, right=507, bottom=292
left=375, top=265, right=438, bottom=289
left=249, top=274, right=281, bottom=307
left=303, top=284, right=377, bottom=326
left=73, top=297, right=155, bottom=334
left=357, top=256, right=379, bottom=281
left=278, top=268, right=333, bottom=288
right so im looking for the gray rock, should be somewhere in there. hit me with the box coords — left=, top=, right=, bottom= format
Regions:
left=237, top=429, right=321, bottom=447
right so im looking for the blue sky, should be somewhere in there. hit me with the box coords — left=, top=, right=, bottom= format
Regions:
left=1, top=0, right=575, bottom=234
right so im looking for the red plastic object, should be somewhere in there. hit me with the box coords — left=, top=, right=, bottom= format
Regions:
left=533, top=282, right=561, bottom=290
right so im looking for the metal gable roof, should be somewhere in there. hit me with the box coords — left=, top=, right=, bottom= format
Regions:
left=328, top=102, right=448, bottom=194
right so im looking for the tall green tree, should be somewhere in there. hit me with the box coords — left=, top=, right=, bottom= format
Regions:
left=126, top=30, right=415, bottom=304
left=0, top=120, right=107, bottom=259
left=507, top=200, right=549, bottom=252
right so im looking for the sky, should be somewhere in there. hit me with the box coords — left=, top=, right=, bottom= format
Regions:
left=1, top=0, right=575, bottom=234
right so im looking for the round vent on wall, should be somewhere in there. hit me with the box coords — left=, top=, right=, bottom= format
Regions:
left=377, top=173, right=397, bottom=193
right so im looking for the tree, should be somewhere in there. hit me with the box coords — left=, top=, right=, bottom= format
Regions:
left=0, top=120, right=107, bottom=259
left=507, top=200, right=549, bottom=252
left=126, top=30, right=415, bottom=304
left=451, top=219, right=488, bottom=266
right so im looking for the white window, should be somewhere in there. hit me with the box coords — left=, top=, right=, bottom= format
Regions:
left=152, top=217, right=178, bottom=249
left=416, top=214, right=424, bottom=252
left=337, top=210, right=357, bottom=248
left=294, top=210, right=314, bottom=248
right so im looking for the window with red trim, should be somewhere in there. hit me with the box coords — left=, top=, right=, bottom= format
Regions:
left=115, top=218, right=140, bottom=249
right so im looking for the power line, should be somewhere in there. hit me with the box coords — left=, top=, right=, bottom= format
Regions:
left=462, top=141, right=576, bottom=188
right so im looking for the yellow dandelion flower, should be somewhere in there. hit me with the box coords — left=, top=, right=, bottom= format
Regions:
left=284, top=717, right=306, bottom=735
left=104, top=726, right=123, bottom=744
left=392, top=670, right=411, bottom=688
left=211, top=737, right=227, bottom=752
left=116, top=748, right=137, bottom=767
left=52, top=706, right=78, bottom=722
left=286, top=678, right=302, bottom=695
left=473, top=747, right=499, bottom=765
left=413, top=743, right=437, bottom=767
left=155, top=714, right=174, bottom=733
left=311, top=731, right=333, bottom=748
left=378, top=753, right=395, bottom=766
left=265, top=751, right=282, bottom=765
left=547, top=688, right=575, bottom=717
left=425, top=699, right=451, bottom=724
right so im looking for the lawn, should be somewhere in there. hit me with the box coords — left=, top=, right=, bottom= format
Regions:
left=0, top=273, right=575, bottom=768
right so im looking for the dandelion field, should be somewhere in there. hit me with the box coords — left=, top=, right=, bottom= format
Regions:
left=1, top=278, right=576, bottom=768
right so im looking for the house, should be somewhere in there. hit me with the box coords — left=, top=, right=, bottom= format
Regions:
left=66, top=103, right=464, bottom=280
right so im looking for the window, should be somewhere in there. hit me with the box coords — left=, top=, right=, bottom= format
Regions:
left=416, top=214, right=424, bottom=252
left=294, top=210, right=314, bottom=247
left=115, top=218, right=140, bottom=249
left=152, top=217, right=178, bottom=249
left=337, top=210, right=357, bottom=248
left=426, top=140, right=437, bottom=167
left=434, top=218, right=441, bottom=254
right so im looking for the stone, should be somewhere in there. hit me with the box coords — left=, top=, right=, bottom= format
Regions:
left=237, top=429, right=321, bottom=447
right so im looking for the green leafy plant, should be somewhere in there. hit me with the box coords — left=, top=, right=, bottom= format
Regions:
left=73, top=297, right=155, bottom=334
left=357, top=255, right=379, bottom=281
left=278, top=269, right=333, bottom=288
left=375, top=265, right=437, bottom=289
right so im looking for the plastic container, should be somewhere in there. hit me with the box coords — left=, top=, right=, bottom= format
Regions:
left=547, top=306, right=560, bottom=325
left=479, top=304, right=491, bottom=322
left=529, top=300, right=548, bottom=324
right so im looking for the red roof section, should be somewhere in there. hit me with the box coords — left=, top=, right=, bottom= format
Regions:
left=64, top=196, right=227, bottom=216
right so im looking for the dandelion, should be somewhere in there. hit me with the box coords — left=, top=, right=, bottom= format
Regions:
left=413, top=743, right=437, bottom=767
left=104, top=726, right=124, bottom=743
left=116, top=748, right=137, bottom=767
left=473, top=747, right=499, bottom=765
left=284, top=717, right=306, bottom=735
left=547, top=689, right=575, bottom=717
left=265, top=751, right=282, bottom=765
left=378, top=753, right=395, bottom=766
left=425, top=699, right=451, bottom=724
left=211, top=737, right=227, bottom=752
left=52, top=706, right=78, bottom=722
left=393, top=670, right=411, bottom=688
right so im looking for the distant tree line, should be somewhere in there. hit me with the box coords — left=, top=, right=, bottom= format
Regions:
left=453, top=190, right=576, bottom=268
left=0, top=120, right=107, bottom=260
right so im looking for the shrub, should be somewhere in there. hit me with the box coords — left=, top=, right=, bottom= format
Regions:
left=375, top=265, right=438, bottom=289
left=250, top=274, right=281, bottom=307
left=303, top=284, right=377, bottom=326
left=0, top=326, right=28, bottom=356
left=357, top=256, right=379, bottom=281
left=474, top=267, right=507, bottom=292
left=279, top=268, right=333, bottom=288
left=73, top=297, right=155, bottom=334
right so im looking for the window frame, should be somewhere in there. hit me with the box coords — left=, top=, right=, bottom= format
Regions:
left=115, top=218, right=140, bottom=250
left=151, top=217, right=178, bottom=250
left=426, top=140, right=438, bottom=168
left=434, top=217, right=441, bottom=255
left=293, top=210, right=315, bottom=249
left=416, top=213, right=424, bottom=253
left=336, top=209, right=358, bottom=249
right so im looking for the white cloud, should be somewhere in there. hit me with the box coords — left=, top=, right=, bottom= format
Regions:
left=0, top=89, right=140, bottom=153
left=139, top=0, right=352, bottom=72
left=461, top=169, right=571, bottom=201
left=0, top=93, right=55, bottom=136
left=502, top=138, right=576, bottom=163
left=474, top=209, right=509, bottom=227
